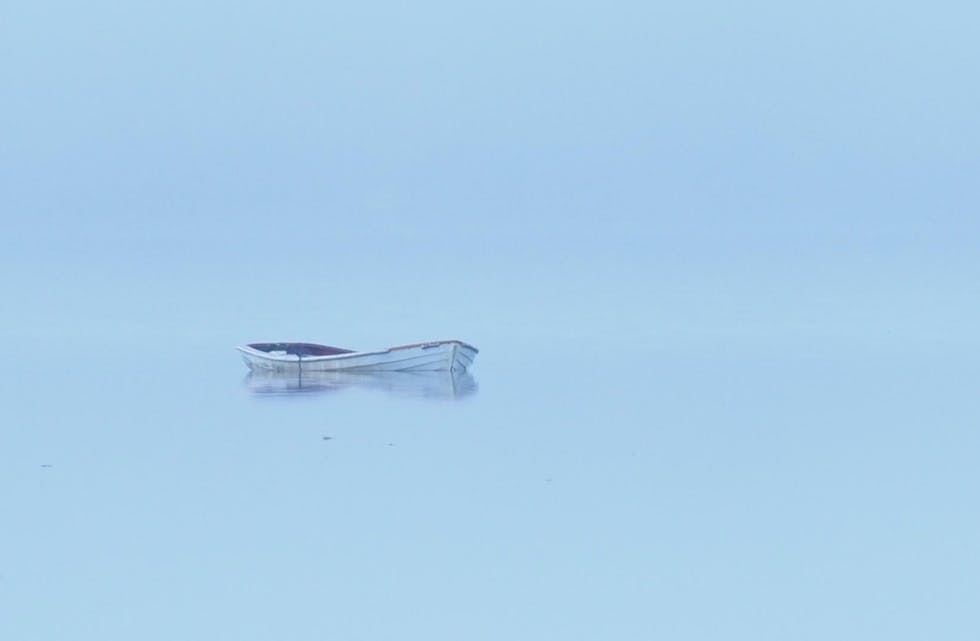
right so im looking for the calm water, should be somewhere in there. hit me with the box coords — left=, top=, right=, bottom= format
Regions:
left=2, top=322, right=979, bottom=639
left=4, top=0, right=980, bottom=636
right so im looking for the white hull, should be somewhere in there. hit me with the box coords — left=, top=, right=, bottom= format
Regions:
left=237, top=340, right=477, bottom=373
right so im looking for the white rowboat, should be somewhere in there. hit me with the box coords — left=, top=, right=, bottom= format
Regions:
left=237, top=340, right=478, bottom=373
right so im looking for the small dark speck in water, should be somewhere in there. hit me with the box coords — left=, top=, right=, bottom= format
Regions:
left=41, top=464, right=53, bottom=468
left=322, top=436, right=333, bottom=441
left=545, top=477, right=553, bottom=482
left=387, top=443, right=394, bottom=447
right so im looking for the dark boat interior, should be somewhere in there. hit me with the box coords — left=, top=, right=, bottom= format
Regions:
left=248, top=342, right=355, bottom=356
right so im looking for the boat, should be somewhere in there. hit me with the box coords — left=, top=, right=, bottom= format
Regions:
left=236, top=340, right=478, bottom=373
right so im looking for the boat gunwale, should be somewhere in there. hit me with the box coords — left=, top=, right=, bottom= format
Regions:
left=237, top=340, right=478, bottom=363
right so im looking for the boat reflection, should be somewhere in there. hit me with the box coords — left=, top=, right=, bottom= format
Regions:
left=244, top=368, right=478, bottom=400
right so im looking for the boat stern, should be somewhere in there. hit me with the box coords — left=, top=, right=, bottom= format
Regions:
left=236, top=345, right=302, bottom=372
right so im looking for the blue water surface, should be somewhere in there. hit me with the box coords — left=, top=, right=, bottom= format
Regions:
left=2, top=1, right=980, bottom=639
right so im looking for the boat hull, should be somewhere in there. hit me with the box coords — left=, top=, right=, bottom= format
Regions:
left=237, top=340, right=478, bottom=373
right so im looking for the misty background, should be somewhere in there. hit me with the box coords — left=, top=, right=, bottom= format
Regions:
left=2, top=1, right=979, bottom=639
